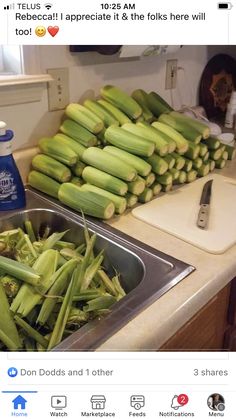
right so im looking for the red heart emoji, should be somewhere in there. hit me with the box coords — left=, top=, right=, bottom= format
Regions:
left=47, top=26, right=59, bottom=37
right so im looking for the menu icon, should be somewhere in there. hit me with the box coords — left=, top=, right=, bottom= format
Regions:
left=207, top=394, right=225, bottom=412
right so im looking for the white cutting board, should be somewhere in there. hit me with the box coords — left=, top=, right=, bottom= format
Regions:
left=132, top=174, right=236, bottom=254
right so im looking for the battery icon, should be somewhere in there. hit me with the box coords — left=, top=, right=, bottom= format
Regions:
left=218, top=2, right=233, bottom=9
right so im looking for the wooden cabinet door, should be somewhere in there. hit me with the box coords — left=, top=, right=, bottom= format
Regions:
left=223, top=277, right=236, bottom=350
left=227, top=277, right=236, bottom=325
left=161, top=285, right=230, bottom=351
left=224, top=327, right=236, bottom=350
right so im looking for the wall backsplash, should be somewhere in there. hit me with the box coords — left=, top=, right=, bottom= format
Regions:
left=1, top=45, right=235, bottom=151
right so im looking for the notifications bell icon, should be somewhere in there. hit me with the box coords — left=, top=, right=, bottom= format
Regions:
left=171, top=395, right=180, bottom=410
left=171, top=394, right=189, bottom=410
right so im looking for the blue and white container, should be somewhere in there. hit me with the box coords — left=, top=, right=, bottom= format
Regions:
left=0, top=121, right=26, bottom=211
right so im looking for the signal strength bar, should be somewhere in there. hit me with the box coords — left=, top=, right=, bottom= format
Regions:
left=4, top=4, right=15, bottom=10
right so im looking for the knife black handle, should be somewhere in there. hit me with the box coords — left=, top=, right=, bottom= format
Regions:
left=197, top=204, right=210, bottom=229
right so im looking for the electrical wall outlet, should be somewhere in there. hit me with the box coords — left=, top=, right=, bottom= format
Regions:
left=47, top=68, right=69, bottom=111
left=165, top=59, right=178, bottom=90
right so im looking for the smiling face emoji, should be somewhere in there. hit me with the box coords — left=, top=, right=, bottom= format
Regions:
left=35, top=26, right=46, bottom=37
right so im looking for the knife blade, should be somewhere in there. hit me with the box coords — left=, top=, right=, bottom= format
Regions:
left=197, top=179, right=213, bottom=229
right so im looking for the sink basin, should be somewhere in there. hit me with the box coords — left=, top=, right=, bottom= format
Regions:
left=0, top=189, right=194, bottom=350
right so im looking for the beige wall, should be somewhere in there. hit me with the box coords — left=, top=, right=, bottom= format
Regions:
left=1, top=45, right=235, bottom=151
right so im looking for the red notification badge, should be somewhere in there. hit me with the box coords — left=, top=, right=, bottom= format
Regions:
left=177, top=394, right=189, bottom=406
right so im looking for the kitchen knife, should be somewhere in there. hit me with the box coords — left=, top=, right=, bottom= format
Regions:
left=197, top=179, right=213, bottom=229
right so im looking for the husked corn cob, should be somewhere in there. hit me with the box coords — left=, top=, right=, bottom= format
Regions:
left=54, top=133, right=87, bottom=158
left=163, top=154, right=175, bottom=170
left=31, top=154, right=71, bottom=183
left=152, top=121, right=189, bottom=154
left=171, top=153, right=185, bottom=170
left=144, top=172, right=155, bottom=187
left=199, top=143, right=208, bottom=157
left=209, top=148, right=222, bottom=161
left=183, top=158, right=193, bottom=172
left=82, top=166, right=128, bottom=196
left=145, top=154, right=168, bottom=175
left=81, top=147, right=137, bottom=181
left=60, top=119, right=97, bottom=147
left=186, top=169, right=198, bottom=183
left=197, top=163, right=210, bottom=177
left=125, top=192, right=138, bottom=208
left=170, top=111, right=210, bottom=139
left=84, top=99, right=119, bottom=127
left=97, top=99, right=132, bottom=125
left=131, top=89, right=154, bottom=122
left=100, top=85, right=142, bottom=119
left=202, top=136, right=220, bottom=150
left=173, top=170, right=187, bottom=184
left=202, top=151, right=210, bottom=162
left=215, top=158, right=226, bottom=169
left=158, top=113, right=202, bottom=144
left=225, top=145, right=236, bottom=160
left=81, top=184, right=127, bottom=215
left=103, top=145, right=151, bottom=177
left=65, top=103, right=104, bottom=134
left=105, top=126, right=154, bottom=157
left=162, top=183, right=173, bottom=192
left=70, top=176, right=84, bottom=187
left=71, top=161, right=86, bottom=177
left=169, top=168, right=180, bottom=180
left=28, top=170, right=61, bottom=199
left=184, top=142, right=200, bottom=160
left=123, top=122, right=169, bottom=156
left=138, top=187, right=153, bottom=203
left=127, top=176, right=146, bottom=196
left=151, top=182, right=162, bottom=196
left=155, top=172, right=173, bottom=186
left=38, top=137, right=77, bottom=166
left=192, top=157, right=203, bottom=170
left=147, top=92, right=173, bottom=116
left=58, top=183, right=115, bottom=220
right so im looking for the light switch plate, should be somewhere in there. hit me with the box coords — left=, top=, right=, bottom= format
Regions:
left=47, top=68, right=69, bottom=111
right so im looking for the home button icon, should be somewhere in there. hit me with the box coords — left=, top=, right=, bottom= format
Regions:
left=12, top=395, right=27, bottom=410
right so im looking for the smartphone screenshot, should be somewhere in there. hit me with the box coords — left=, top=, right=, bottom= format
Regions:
left=0, top=0, right=235, bottom=417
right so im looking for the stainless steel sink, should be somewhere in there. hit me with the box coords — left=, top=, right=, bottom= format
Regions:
left=0, top=189, right=195, bottom=351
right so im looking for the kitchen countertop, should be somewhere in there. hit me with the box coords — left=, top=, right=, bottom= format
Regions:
left=99, top=160, right=236, bottom=350
left=14, top=148, right=236, bottom=351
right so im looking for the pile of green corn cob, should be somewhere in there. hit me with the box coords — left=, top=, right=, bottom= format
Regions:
left=0, top=220, right=125, bottom=351
left=28, top=85, right=236, bottom=220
